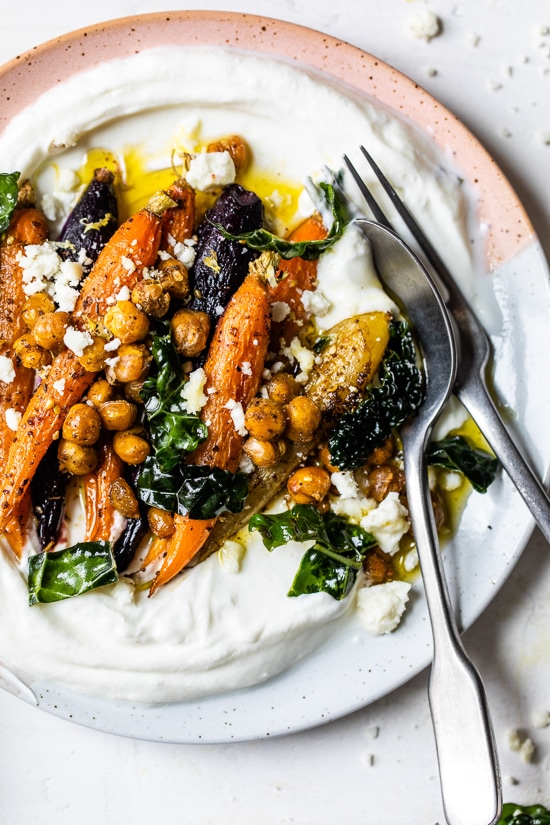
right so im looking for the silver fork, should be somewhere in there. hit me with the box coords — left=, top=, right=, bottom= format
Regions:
left=352, top=219, right=501, bottom=825
left=344, top=146, right=550, bottom=544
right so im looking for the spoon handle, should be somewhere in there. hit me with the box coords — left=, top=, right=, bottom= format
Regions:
left=403, top=430, right=502, bottom=825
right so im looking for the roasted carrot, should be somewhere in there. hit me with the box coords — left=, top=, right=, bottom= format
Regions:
left=0, top=190, right=176, bottom=532
left=84, top=436, right=124, bottom=542
left=161, top=178, right=195, bottom=251
left=0, top=183, right=49, bottom=555
left=145, top=253, right=273, bottom=595
left=270, top=213, right=327, bottom=346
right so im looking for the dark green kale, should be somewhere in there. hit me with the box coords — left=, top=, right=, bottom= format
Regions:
left=328, top=321, right=423, bottom=470
left=28, top=541, right=118, bottom=605
left=498, top=803, right=550, bottom=824
left=140, top=323, right=208, bottom=472
left=137, top=456, right=248, bottom=520
left=249, top=504, right=377, bottom=600
left=427, top=435, right=499, bottom=493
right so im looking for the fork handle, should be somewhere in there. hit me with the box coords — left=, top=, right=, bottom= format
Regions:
left=404, top=433, right=502, bottom=825
left=457, top=376, right=550, bottom=544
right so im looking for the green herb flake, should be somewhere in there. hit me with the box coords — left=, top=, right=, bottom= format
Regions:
left=28, top=540, right=118, bottom=605
left=210, top=182, right=348, bottom=261
left=0, top=172, right=20, bottom=233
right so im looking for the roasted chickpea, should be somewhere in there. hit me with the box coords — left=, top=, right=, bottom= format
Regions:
left=112, top=427, right=150, bottom=465
left=356, top=464, right=405, bottom=502
left=148, top=506, right=176, bottom=538
left=13, top=333, right=51, bottom=369
left=266, top=372, right=300, bottom=406
left=287, top=466, right=331, bottom=505
left=364, top=547, right=395, bottom=586
left=78, top=336, right=107, bottom=372
left=124, top=379, right=146, bottom=405
left=99, top=400, right=137, bottom=431
left=242, top=437, right=286, bottom=468
left=104, top=300, right=150, bottom=343
left=61, top=403, right=102, bottom=446
left=87, top=378, right=116, bottom=408
left=21, top=293, right=55, bottom=329
left=108, top=478, right=140, bottom=519
left=206, top=135, right=249, bottom=172
left=285, top=395, right=321, bottom=441
left=318, top=444, right=340, bottom=474
left=32, top=311, right=70, bottom=351
left=131, top=280, right=170, bottom=318
left=113, top=343, right=151, bottom=383
left=244, top=398, right=286, bottom=441
left=366, top=436, right=395, bottom=468
left=171, top=308, right=210, bottom=357
left=57, top=439, right=98, bottom=475
left=157, top=259, right=190, bottom=299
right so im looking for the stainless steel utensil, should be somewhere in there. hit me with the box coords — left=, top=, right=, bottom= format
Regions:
left=359, top=219, right=501, bottom=825
left=346, top=147, right=550, bottom=544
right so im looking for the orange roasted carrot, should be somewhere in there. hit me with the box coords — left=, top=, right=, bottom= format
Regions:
left=162, top=179, right=195, bottom=251
left=0, top=190, right=176, bottom=532
left=270, top=213, right=327, bottom=346
left=0, top=183, right=49, bottom=555
left=146, top=254, right=273, bottom=595
left=84, top=436, right=124, bottom=542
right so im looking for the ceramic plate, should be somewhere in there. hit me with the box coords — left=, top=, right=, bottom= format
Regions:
left=0, top=11, right=549, bottom=743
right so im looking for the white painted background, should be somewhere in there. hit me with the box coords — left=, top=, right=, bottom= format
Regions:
left=1, top=1, right=550, bottom=823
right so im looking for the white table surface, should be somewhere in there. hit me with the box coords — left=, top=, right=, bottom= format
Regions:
left=1, top=1, right=550, bottom=823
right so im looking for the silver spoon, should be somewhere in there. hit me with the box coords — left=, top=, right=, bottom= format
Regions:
left=357, top=219, right=502, bottom=825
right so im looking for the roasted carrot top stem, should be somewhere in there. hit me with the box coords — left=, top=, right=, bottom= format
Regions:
left=145, top=252, right=274, bottom=595
left=0, top=190, right=176, bottom=534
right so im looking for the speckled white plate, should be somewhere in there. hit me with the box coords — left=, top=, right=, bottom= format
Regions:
left=1, top=11, right=549, bottom=743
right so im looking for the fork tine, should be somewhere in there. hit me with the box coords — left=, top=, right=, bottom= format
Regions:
left=342, top=154, right=391, bottom=228
left=358, top=145, right=451, bottom=279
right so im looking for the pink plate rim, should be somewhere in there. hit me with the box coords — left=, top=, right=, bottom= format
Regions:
left=0, top=9, right=536, bottom=271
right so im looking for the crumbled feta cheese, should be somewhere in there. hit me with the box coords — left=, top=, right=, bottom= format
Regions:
left=104, top=356, right=120, bottom=367
left=356, top=581, right=411, bottom=634
left=181, top=367, right=208, bottom=414
left=439, top=471, right=463, bottom=492
left=520, top=738, right=536, bottom=763
left=168, top=234, right=197, bottom=267
left=360, top=492, right=410, bottom=555
left=53, top=378, right=66, bottom=394
left=0, top=355, right=16, bottom=385
left=16, top=241, right=84, bottom=310
left=218, top=540, right=245, bottom=574
left=408, top=9, right=442, bottom=41
left=272, top=301, right=291, bottom=322
left=506, top=728, right=522, bottom=751
left=215, top=304, right=225, bottom=316
left=239, top=451, right=255, bottom=475
left=41, top=193, right=58, bottom=221
left=300, top=289, right=331, bottom=316
left=224, top=399, right=247, bottom=436
left=467, top=31, right=481, bottom=47
left=402, top=547, right=419, bottom=573
left=104, top=337, right=121, bottom=352
left=186, top=151, right=236, bottom=191
left=532, top=708, right=550, bottom=728
left=241, top=361, right=252, bottom=376
left=63, top=326, right=94, bottom=357
left=57, top=167, right=80, bottom=193
left=331, top=470, right=361, bottom=500
left=5, top=408, right=21, bottom=431
left=116, top=285, right=131, bottom=301
left=283, top=337, right=315, bottom=377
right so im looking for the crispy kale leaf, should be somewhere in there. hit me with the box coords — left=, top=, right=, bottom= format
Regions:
left=498, top=803, right=550, bottom=824
left=328, top=321, right=423, bottom=470
left=249, top=504, right=377, bottom=600
left=0, top=171, right=20, bottom=233
left=28, top=541, right=118, bottom=605
left=427, top=435, right=499, bottom=493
